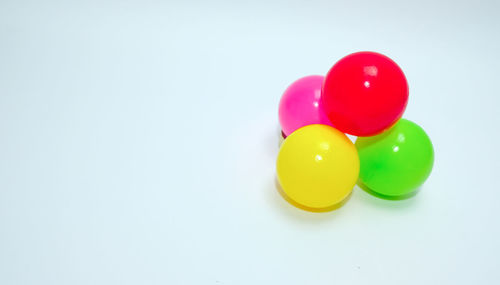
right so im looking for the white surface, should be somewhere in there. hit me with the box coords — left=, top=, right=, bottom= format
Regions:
left=1, top=0, right=499, bottom=284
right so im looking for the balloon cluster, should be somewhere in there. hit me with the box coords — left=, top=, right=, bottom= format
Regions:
left=277, top=51, right=434, bottom=212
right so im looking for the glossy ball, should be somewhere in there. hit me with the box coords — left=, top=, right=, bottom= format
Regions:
left=355, top=119, right=434, bottom=198
left=279, top=75, right=333, bottom=137
left=322, top=51, right=409, bottom=136
left=276, top=124, right=359, bottom=210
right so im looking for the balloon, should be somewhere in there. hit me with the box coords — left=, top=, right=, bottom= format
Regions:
left=279, top=75, right=333, bottom=137
left=276, top=124, right=359, bottom=210
left=322, top=51, right=409, bottom=136
left=355, top=119, right=434, bottom=198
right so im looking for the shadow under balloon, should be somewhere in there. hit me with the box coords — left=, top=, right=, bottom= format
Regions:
left=357, top=180, right=420, bottom=201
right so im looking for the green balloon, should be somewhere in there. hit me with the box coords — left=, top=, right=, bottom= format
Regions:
left=355, top=119, right=434, bottom=199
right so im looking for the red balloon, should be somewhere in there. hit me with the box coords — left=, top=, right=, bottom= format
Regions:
left=322, top=52, right=409, bottom=137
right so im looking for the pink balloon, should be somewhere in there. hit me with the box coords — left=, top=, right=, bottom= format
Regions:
left=278, top=75, right=333, bottom=137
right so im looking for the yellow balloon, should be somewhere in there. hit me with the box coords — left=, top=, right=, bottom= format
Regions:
left=276, top=124, right=359, bottom=211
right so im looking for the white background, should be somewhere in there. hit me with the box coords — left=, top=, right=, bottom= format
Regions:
left=1, top=0, right=499, bottom=284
